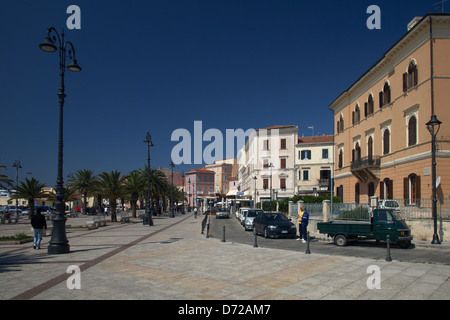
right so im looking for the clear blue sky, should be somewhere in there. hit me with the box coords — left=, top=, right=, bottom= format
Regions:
left=0, top=0, right=443, bottom=186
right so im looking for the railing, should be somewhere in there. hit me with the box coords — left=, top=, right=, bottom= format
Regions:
left=293, top=199, right=450, bottom=221
left=351, top=156, right=381, bottom=171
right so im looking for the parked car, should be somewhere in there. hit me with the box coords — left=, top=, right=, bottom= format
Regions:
left=253, top=212, right=297, bottom=239
left=216, top=208, right=230, bottom=219
left=378, top=199, right=401, bottom=213
left=242, top=209, right=264, bottom=231
left=238, top=208, right=250, bottom=225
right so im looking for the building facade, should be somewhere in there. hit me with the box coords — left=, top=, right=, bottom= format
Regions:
left=296, top=135, right=333, bottom=195
left=184, top=168, right=215, bottom=209
left=238, top=125, right=298, bottom=204
left=329, top=14, right=450, bottom=204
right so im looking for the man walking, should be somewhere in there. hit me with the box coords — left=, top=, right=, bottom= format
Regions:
left=31, top=208, right=47, bottom=249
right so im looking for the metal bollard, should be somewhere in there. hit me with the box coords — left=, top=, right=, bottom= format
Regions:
left=222, top=225, right=226, bottom=242
left=385, top=235, right=392, bottom=262
left=305, top=231, right=311, bottom=254
left=206, top=220, right=210, bottom=238
left=253, top=229, right=258, bottom=248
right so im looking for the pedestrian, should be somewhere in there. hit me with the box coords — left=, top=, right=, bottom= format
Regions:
left=194, top=207, right=198, bottom=219
left=296, top=206, right=304, bottom=241
left=300, top=206, right=309, bottom=243
left=31, top=208, right=47, bottom=250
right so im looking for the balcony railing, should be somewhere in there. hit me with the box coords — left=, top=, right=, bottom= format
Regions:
left=351, top=156, right=381, bottom=172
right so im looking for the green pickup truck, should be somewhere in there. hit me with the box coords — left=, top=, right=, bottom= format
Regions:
left=317, top=209, right=413, bottom=248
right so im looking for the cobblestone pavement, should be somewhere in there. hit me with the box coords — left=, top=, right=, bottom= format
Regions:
left=0, top=213, right=449, bottom=302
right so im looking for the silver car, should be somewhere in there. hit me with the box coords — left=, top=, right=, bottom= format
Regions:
left=215, top=209, right=230, bottom=219
left=243, top=209, right=264, bottom=231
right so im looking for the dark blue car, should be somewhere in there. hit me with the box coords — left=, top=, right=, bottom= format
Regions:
left=253, top=212, right=297, bottom=239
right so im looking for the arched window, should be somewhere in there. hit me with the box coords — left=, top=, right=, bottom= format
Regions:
left=355, top=104, right=360, bottom=123
left=380, top=178, right=393, bottom=199
left=368, top=94, right=374, bottom=115
left=380, top=82, right=391, bottom=107
left=368, top=182, right=375, bottom=197
left=403, top=61, right=418, bottom=91
left=408, top=115, right=417, bottom=146
left=404, top=173, right=421, bottom=204
left=383, top=129, right=390, bottom=155
left=339, top=114, right=344, bottom=133
left=338, top=149, right=343, bottom=168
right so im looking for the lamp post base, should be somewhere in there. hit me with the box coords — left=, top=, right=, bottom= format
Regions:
left=48, top=215, right=70, bottom=254
left=431, top=234, right=441, bottom=245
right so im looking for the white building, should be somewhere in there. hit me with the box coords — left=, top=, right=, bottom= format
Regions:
left=238, top=125, right=298, bottom=204
left=296, top=135, right=334, bottom=195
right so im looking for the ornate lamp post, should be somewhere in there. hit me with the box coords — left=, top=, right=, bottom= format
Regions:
left=39, top=27, right=81, bottom=254
left=143, top=132, right=154, bottom=226
left=426, top=114, right=442, bottom=244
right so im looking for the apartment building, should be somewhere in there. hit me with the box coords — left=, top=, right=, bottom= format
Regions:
left=238, top=125, right=298, bottom=204
left=204, top=158, right=237, bottom=197
left=329, top=14, right=450, bottom=204
left=296, top=135, right=333, bottom=195
left=184, top=168, right=215, bottom=208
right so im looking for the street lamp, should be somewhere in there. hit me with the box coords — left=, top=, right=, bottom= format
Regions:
left=143, top=132, right=154, bottom=226
left=40, top=27, right=81, bottom=254
left=426, top=114, right=442, bottom=244
left=12, top=160, right=22, bottom=221
left=170, top=160, right=175, bottom=218
left=252, top=175, right=257, bottom=209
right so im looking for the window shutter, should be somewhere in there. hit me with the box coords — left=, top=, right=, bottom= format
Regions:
left=388, top=179, right=393, bottom=199
left=403, top=72, right=408, bottom=92
left=403, top=177, right=408, bottom=205
left=379, top=182, right=385, bottom=199
left=364, top=102, right=368, bottom=117
left=416, top=175, right=421, bottom=205
left=387, top=86, right=391, bottom=103
left=379, top=91, right=384, bottom=108
left=414, top=65, right=418, bottom=86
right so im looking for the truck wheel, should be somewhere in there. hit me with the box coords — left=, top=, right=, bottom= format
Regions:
left=334, top=235, right=347, bottom=246
left=399, top=240, right=411, bottom=249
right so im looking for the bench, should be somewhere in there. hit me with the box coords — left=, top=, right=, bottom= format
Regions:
left=120, top=213, right=130, bottom=223
left=87, top=217, right=108, bottom=228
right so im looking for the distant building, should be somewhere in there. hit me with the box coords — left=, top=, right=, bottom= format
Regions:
left=296, top=135, right=333, bottom=195
left=184, top=168, right=215, bottom=209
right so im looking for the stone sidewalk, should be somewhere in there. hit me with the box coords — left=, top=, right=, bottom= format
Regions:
left=0, top=213, right=449, bottom=300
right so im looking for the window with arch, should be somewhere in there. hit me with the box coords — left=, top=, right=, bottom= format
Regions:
left=403, top=173, right=421, bottom=204
left=352, top=142, right=361, bottom=162
left=380, top=82, right=391, bottom=108
left=368, top=182, right=375, bottom=198
left=338, top=149, right=343, bottom=168
left=408, top=115, right=417, bottom=146
left=352, top=104, right=360, bottom=125
left=403, top=61, right=418, bottom=92
left=383, top=129, right=390, bottom=155
left=380, top=178, right=393, bottom=200
left=365, top=94, right=374, bottom=117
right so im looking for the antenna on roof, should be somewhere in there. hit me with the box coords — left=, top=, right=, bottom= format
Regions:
left=434, top=0, right=447, bottom=13
left=308, top=126, right=314, bottom=136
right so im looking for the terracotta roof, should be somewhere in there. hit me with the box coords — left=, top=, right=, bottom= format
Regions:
left=185, top=168, right=215, bottom=174
left=257, top=125, right=296, bottom=131
left=297, top=135, right=333, bottom=144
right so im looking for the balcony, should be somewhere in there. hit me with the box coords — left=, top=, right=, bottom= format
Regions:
left=351, top=156, right=381, bottom=182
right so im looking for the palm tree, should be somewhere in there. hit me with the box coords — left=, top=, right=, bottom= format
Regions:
left=97, top=171, right=124, bottom=222
left=139, top=166, right=167, bottom=213
left=0, top=159, right=13, bottom=191
left=68, top=169, right=97, bottom=215
left=10, top=178, right=47, bottom=218
left=123, top=170, right=145, bottom=218
left=48, top=185, right=79, bottom=205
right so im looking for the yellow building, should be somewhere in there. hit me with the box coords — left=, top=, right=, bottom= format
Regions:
left=329, top=14, right=450, bottom=204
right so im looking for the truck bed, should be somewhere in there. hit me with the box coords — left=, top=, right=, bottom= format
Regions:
left=317, top=221, right=372, bottom=236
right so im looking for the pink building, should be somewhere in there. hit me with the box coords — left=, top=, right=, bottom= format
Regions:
left=184, top=168, right=215, bottom=209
